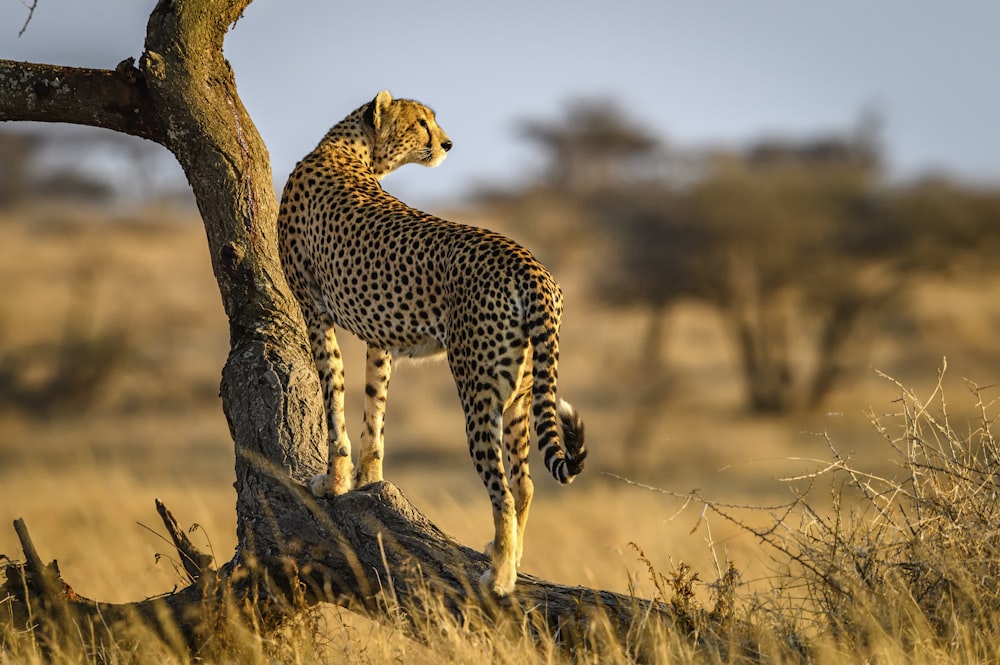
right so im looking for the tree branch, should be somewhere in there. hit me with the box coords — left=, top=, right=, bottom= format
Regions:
left=0, top=58, right=159, bottom=141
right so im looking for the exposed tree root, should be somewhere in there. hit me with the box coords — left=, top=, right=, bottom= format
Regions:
left=1, top=481, right=673, bottom=659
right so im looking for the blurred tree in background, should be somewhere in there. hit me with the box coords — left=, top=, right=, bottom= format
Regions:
left=517, top=98, right=661, bottom=193
left=511, top=99, right=1000, bottom=415
left=0, top=131, right=41, bottom=206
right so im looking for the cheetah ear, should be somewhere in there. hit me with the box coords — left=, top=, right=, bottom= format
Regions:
left=366, top=90, right=393, bottom=131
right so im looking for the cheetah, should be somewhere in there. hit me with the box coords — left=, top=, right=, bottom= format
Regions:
left=277, top=90, right=587, bottom=596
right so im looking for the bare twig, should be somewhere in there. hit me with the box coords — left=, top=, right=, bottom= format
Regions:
left=602, top=472, right=800, bottom=512
left=17, top=0, right=38, bottom=38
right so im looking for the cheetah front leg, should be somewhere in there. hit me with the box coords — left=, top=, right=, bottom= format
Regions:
left=356, top=345, right=392, bottom=487
left=303, top=306, right=354, bottom=497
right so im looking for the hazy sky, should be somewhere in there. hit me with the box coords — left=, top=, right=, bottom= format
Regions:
left=2, top=1, right=998, bottom=206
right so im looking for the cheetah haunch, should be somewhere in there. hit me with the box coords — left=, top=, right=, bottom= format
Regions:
left=277, top=90, right=587, bottom=596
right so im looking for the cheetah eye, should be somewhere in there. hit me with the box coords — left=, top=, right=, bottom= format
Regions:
left=417, top=118, right=429, bottom=130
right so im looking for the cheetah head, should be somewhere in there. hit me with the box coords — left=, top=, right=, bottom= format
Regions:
left=365, top=90, right=453, bottom=179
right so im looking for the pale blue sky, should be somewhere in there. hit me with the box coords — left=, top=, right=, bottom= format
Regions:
left=2, top=1, right=998, bottom=206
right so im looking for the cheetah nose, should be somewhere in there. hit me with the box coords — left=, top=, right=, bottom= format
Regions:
left=441, top=139, right=453, bottom=152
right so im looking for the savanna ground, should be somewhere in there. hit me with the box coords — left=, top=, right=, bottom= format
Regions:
left=3, top=200, right=1000, bottom=662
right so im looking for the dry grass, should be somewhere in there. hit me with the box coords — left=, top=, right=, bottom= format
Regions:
left=4, top=205, right=1000, bottom=661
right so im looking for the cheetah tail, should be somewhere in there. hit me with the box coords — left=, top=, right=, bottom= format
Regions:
left=531, top=329, right=587, bottom=485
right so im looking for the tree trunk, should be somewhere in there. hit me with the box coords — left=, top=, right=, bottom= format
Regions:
left=622, top=303, right=672, bottom=471
left=0, top=0, right=672, bottom=657
left=721, top=255, right=794, bottom=414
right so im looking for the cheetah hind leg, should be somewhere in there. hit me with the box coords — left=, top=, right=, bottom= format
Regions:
left=481, top=394, right=531, bottom=590
left=355, top=346, right=391, bottom=487
left=473, top=405, right=519, bottom=596
left=480, top=490, right=518, bottom=597
left=502, top=359, right=533, bottom=568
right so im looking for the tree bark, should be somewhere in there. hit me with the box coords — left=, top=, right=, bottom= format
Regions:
left=0, top=0, right=671, bottom=657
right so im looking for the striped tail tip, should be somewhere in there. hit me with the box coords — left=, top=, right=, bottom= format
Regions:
left=557, top=398, right=587, bottom=479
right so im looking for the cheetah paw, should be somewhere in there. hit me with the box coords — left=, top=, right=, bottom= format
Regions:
left=309, top=473, right=337, bottom=497
left=479, top=566, right=516, bottom=597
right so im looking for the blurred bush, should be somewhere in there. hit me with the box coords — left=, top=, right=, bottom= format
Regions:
left=0, top=262, right=133, bottom=416
left=489, top=98, right=1000, bottom=414
left=0, top=126, right=189, bottom=208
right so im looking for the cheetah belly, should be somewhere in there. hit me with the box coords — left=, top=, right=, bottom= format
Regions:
left=392, top=337, right=446, bottom=360
left=324, top=297, right=446, bottom=360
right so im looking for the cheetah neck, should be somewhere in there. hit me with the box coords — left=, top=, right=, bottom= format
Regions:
left=315, top=108, right=382, bottom=184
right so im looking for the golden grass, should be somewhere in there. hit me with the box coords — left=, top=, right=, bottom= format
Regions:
left=4, top=205, right=1000, bottom=661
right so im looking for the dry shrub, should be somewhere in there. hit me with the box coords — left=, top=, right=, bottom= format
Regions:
left=612, top=361, right=1000, bottom=662
left=702, top=360, right=1000, bottom=661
